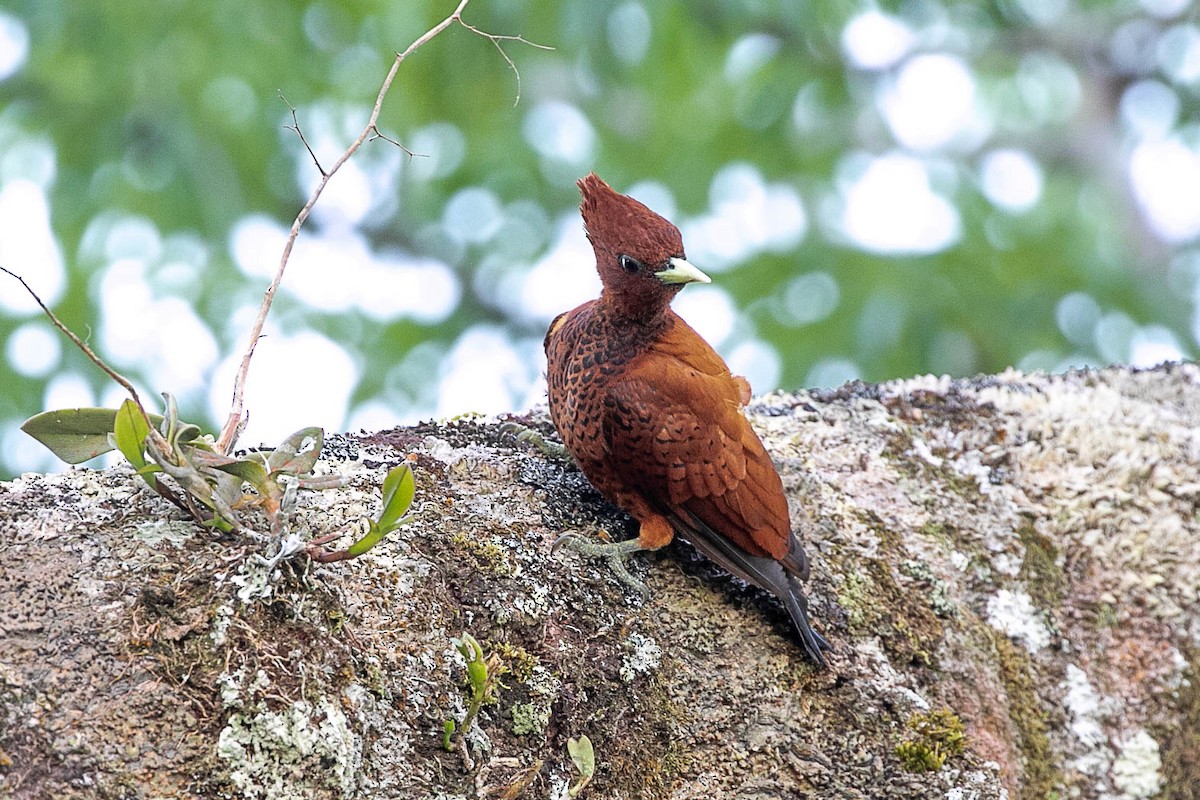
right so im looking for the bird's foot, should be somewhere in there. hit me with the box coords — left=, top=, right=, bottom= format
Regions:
left=500, top=422, right=570, bottom=460
left=553, top=533, right=649, bottom=599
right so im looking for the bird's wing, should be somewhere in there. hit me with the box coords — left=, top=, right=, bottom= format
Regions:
left=602, top=364, right=793, bottom=565
left=603, top=369, right=825, bottom=665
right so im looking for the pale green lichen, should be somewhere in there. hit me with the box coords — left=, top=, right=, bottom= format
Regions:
left=900, top=559, right=958, bottom=618
left=1111, top=730, right=1162, bottom=799
left=216, top=698, right=361, bottom=800
left=511, top=701, right=550, bottom=735
left=133, top=519, right=195, bottom=548
left=210, top=602, right=234, bottom=646
left=511, top=665, right=561, bottom=735
left=620, top=632, right=662, bottom=683
left=837, top=567, right=874, bottom=628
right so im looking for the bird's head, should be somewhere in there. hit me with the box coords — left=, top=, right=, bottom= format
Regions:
left=578, top=173, right=710, bottom=320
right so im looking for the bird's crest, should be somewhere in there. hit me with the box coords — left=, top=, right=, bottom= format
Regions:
left=577, top=173, right=683, bottom=263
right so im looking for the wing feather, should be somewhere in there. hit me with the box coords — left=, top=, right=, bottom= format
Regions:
left=602, top=368, right=791, bottom=563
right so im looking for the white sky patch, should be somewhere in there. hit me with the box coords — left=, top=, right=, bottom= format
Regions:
left=98, top=258, right=219, bottom=396
left=229, top=215, right=459, bottom=324
left=0, top=11, right=28, bottom=81
left=724, top=33, right=779, bottom=82
left=1056, top=291, right=1102, bottom=346
left=805, top=357, right=860, bottom=389
left=1013, top=53, right=1082, bottom=127
left=0, top=179, right=65, bottom=314
left=1120, top=80, right=1180, bottom=139
left=308, top=159, right=372, bottom=228
left=231, top=214, right=289, bottom=279
left=208, top=330, right=358, bottom=449
left=105, top=215, right=163, bottom=263
left=1157, top=23, right=1200, bottom=84
left=980, top=149, right=1043, bottom=213
left=407, top=122, right=466, bottom=182
left=288, top=103, right=403, bottom=230
left=607, top=2, right=651, bottom=67
left=523, top=101, right=595, bottom=165
left=345, top=399, right=404, bottom=436
left=436, top=325, right=541, bottom=417
left=1129, top=324, right=1186, bottom=366
left=1140, top=0, right=1191, bottom=18
left=673, top=284, right=736, bottom=348
left=775, top=270, right=840, bottom=327
left=442, top=186, right=504, bottom=245
left=986, top=589, right=1050, bottom=653
left=727, top=338, right=781, bottom=392
left=3, top=415, right=62, bottom=475
left=1012, top=0, right=1067, bottom=25
left=841, top=10, right=914, bottom=71
left=44, top=372, right=95, bottom=412
left=1, top=136, right=55, bottom=188
left=7, top=321, right=61, bottom=377
left=516, top=215, right=599, bottom=325
left=682, top=163, right=807, bottom=271
left=1095, top=311, right=1137, bottom=363
left=1130, top=136, right=1200, bottom=242
left=836, top=153, right=961, bottom=254
left=626, top=180, right=677, bottom=221
left=881, top=54, right=981, bottom=152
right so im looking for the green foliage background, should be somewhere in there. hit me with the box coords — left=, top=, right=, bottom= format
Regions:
left=1, top=0, right=1195, bottom=479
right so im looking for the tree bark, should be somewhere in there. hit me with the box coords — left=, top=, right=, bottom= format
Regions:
left=2, top=364, right=1197, bottom=799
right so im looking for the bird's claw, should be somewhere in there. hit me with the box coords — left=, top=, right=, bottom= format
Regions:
left=500, top=422, right=570, bottom=460
left=553, top=533, right=650, bottom=600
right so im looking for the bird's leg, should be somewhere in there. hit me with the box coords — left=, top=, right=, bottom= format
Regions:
left=552, top=515, right=672, bottom=600
left=553, top=533, right=649, bottom=598
left=499, top=422, right=570, bottom=460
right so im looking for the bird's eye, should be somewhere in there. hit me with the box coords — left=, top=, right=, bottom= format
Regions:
left=618, top=255, right=642, bottom=273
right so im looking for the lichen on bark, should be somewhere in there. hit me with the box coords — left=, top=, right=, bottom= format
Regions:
left=2, top=364, right=1199, bottom=798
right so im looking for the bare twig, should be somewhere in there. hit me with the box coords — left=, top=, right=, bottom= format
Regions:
left=280, top=94, right=327, bottom=176
left=367, top=124, right=421, bottom=158
left=0, top=266, right=158, bottom=428
left=215, top=0, right=553, bottom=453
left=456, top=20, right=554, bottom=107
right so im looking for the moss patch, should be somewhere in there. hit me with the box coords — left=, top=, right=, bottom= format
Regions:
left=989, top=628, right=1059, bottom=799
left=1016, top=520, right=1064, bottom=609
left=1159, top=651, right=1200, bottom=799
left=895, top=708, right=966, bottom=772
left=448, top=531, right=514, bottom=576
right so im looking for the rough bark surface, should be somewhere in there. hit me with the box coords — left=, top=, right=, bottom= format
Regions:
left=2, top=364, right=1198, bottom=800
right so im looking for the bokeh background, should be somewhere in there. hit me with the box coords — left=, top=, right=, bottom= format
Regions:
left=1, top=0, right=1197, bottom=479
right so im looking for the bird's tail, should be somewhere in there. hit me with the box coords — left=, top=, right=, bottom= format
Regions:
left=668, top=508, right=830, bottom=668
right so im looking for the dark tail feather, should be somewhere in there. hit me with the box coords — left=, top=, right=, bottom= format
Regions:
left=667, top=508, right=830, bottom=668
left=781, top=573, right=829, bottom=668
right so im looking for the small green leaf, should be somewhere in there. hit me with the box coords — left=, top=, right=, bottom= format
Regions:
left=343, top=464, right=415, bottom=557
left=21, top=407, right=160, bottom=464
left=377, top=463, right=415, bottom=530
left=345, top=521, right=385, bottom=558
left=454, top=633, right=483, bottom=664
left=466, top=659, right=488, bottom=693
left=567, top=735, right=595, bottom=778
left=173, top=422, right=204, bottom=446
left=567, top=734, right=596, bottom=796
left=442, top=719, right=456, bottom=751
left=209, top=457, right=270, bottom=488
left=112, top=399, right=150, bottom=468
left=268, top=427, right=324, bottom=475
